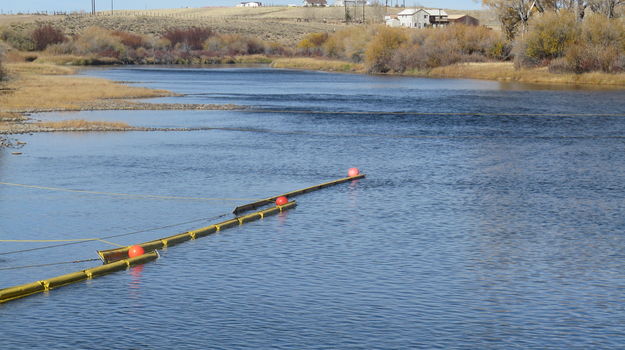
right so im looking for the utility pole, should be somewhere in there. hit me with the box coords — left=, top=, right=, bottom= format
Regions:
left=362, top=0, right=365, bottom=24
left=111, top=0, right=114, bottom=15
left=91, top=0, right=96, bottom=15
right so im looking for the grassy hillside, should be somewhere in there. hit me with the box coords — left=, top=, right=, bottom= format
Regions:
left=0, top=6, right=497, bottom=46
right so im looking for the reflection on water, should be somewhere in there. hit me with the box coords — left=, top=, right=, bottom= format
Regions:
left=1, top=67, right=625, bottom=349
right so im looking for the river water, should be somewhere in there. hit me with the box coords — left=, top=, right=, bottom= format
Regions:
left=1, top=67, right=624, bottom=349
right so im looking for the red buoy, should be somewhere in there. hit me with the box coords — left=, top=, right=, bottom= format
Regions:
left=275, top=196, right=288, bottom=206
left=348, top=167, right=360, bottom=177
left=128, top=245, right=145, bottom=258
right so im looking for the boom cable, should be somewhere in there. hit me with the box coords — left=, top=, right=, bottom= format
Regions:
left=0, top=182, right=256, bottom=201
left=0, top=212, right=230, bottom=256
left=0, top=258, right=101, bottom=271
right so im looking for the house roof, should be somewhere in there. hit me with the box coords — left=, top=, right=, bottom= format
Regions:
left=447, top=14, right=469, bottom=19
left=423, top=9, right=448, bottom=16
left=305, top=0, right=327, bottom=4
left=397, top=9, right=422, bottom=16
left=397, top=8, right=448, bottom=16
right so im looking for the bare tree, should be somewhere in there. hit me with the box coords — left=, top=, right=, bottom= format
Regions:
left=546, top=0, right=589, bottom=20
left=589, top=0, right=625, bottom=18
left=369, top=0, right=388, bottom=23
left=483, top=0, right=540, bottom=38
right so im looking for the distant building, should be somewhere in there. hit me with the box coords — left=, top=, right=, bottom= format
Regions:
left=394, top=8, right=448, bottom=28
left=334, top=0, right=367, bottom=6
left=303, top=0, right=328, bottom=6
left=384, top=15, right=401, bottom=27
left=236, top=1, right=262, bottom=7
left=447, top=14, right=480, bottom=26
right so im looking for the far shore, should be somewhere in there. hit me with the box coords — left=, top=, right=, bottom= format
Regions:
left=270, top=58, right=625, bottom=87
left=3, top=57, right=625, bottom=147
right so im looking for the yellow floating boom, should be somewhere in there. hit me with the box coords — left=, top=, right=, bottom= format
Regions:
left=0, top=174, right=362, bottom=305
left=98, top=201, right=297, bottom=264
left=232, top=174, right=365, bottom=215
left=0, top=252, right=158, bottom=304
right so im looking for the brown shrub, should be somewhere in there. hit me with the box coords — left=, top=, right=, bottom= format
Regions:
left=385, top=25, right=507, bottom=72
left=514, top=11, right=579, bottom=68
left=545, top=13, right=625, bottom=73
left=551, top=42, right=625, bottom=73
left=297, top=32, right=329, bottom=55
left=0, top=45, right=5, bottom=81
left=32, top=24, right=66, bottom=51
left=204, top=34, right=268, bottom=56
left=72, top=27, right=126, bottom=58
left=322, top=26, right=371, bottom=62
left=0, top=60, right=5, bottom=81
left=581, top=13, right=625, bottom=49
left=1, top=26, right=35, bottom=51
left=365, top=26, right=408, bottom=73
left=388, top=44, right=422, bottom=73
left=112, top=31, right=146, bottom=49
left=266, top=41, right=293, bottom=56
left=163, top=27, right=213, bottom=50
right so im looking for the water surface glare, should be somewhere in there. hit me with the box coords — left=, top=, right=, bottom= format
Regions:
left=1, top=67, right=625, bottom=349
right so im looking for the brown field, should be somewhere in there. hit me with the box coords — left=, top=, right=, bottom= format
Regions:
left=0, top=14, right=59, bottom=26
left=0, top=6, right=498, bottom=46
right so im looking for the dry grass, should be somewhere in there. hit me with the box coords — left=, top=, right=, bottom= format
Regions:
left=0, top=62, right=172, bottom=112
left=233, top=54, right=273, bottom=64
left=0, top=14, right=58, bottom=26
left=35, top=119, right=131, bottom=129
left=6, top=62, right=76, bottom=75
left=33, top=54, right=122, bottom=66
left=427, top=62, right=625, bottom=86
left=0, top=112, right=26, bottom=121
left=271, top=57, right=364, bottom=73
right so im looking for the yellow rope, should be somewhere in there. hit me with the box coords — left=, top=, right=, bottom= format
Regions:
left=0, top=239, right=96, bottom=242
left=0, top=182, right=257, bottom=201
left=96, top=239, right=125, bottom=247
left=0, top=212, right=230, bottom=256
left=0, top=238, right=123, bottom=247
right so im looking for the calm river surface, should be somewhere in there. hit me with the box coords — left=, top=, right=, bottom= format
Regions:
left=1, top=67, right=625, bottom=349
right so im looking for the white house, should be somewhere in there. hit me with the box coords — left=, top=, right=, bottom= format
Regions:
left=384, top=15, right=401, bottom=27
left=425, top=9, right=449, bottom=27
left=394, top=8, right=448, bottom=28
left=236, top=1, right=262, bottom=7
left=303, top=0, right=328, bottom=6
left=396, top=8, right=428, bottom=28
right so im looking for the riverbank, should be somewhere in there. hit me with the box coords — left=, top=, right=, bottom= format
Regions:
left=0, top=62, right=241, bottom=144
left=3, top=58, right=625, bottom=147
left=271, top=58, right=625, bottom=87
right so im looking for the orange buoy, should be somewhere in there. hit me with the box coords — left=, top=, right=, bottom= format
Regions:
left=348, top=168, right=360, bottom=177
left=128, top=245, right=145, bottom=258
left=275, top=196, right=288, bottom=206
